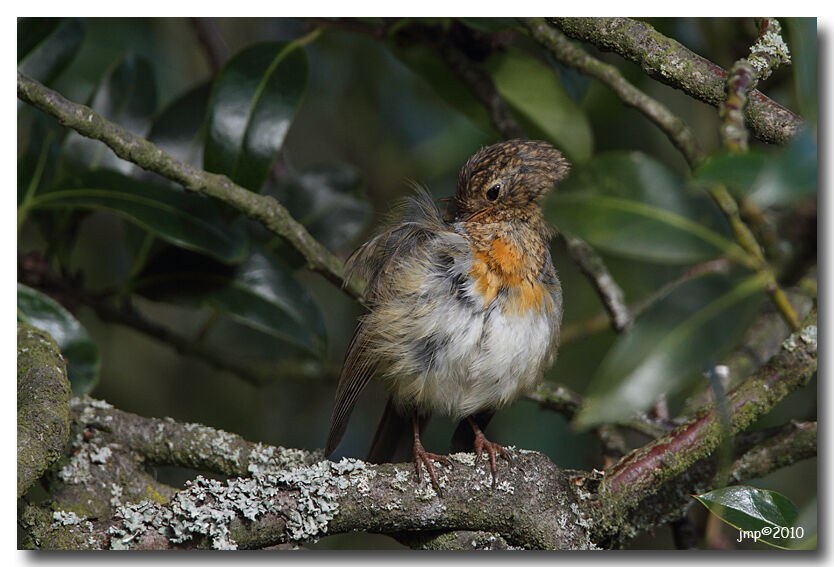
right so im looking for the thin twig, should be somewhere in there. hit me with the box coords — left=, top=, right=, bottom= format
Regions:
left=519, top=17, right=704, bottom=168
left=189, top=17, right=230, bottom=73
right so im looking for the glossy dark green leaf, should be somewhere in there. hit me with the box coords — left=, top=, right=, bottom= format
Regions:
left=387, top=40, right=496, bottom=136
left=60, top=52, right=158, bottom=175
left=695, top=129, right=817, bottom=208
left=558, top=151, right=690, bottom=214
left=272, top=164, right=371, bottom=254
left=146, top=81, right=212, bottom=169
left=483, top=48, right=593, bottom=163
left=134, top=250, right=326, bottom=355
left=18, top=112, right=62, bottom=208
left=17, top=18, right=84, bottom=86
left=694, top=486, right=800, bottom=549
left=574, top=272, right=767, bottom=428
left=545, top=193, right=744, bottom=264
left=17, top=283, right=100, bottom=395
left=204, top=41, right=308, bottom=192
left=30, top=171, right=248, bottom=264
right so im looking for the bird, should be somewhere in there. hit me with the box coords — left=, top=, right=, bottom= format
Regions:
left=325, top=139, right=569, bottom=490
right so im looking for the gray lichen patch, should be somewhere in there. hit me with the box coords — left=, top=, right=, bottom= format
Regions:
left=52, top=510, right=86, bottom=527
left=246, top=442, right=317, bottom=475
left=108, top=457, right=367, bottom=550
left=748, top=21, right=791, bottom=79
left=783, top=325, right=817, bottom=353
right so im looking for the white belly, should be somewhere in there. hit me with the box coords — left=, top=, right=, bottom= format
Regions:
left=381, top=291, right=556, bottom=421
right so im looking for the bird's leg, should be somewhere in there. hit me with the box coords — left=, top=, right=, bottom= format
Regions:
left=412, top=412, right=451, bottom=492
left=467, top=416, right=512, bottom=488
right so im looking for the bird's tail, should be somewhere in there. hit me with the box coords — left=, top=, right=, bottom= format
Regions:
left=366, top=397, right=428, bottom=464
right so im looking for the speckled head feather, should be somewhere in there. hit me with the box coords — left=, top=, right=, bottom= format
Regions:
left=454, top=139, right=569, bottom=223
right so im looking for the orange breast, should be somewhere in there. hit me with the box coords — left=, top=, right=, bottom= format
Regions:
left=469, top=237, right=551, bottom=316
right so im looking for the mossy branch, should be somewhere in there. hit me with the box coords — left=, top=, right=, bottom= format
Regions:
left=596, top=309, right=816, bottom=531
left=16, top=71, right=364, bottom=303
left=17, top=323, right=72, bottom=498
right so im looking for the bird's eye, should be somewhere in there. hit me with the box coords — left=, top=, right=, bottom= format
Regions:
left=486, top=183, right=501, bottom=201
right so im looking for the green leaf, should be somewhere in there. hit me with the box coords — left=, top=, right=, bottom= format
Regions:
left=695, top=129, right=817, bottom=209
left=60, top=52, right=158, bottom=175
left=17, top=283, right=100, bottom=395
left=558, top=151, right=691, bottom=215
left=17, top=18, right=84, bottom=86
left=387, top=39, right=496, bottom=136
left=146, top=82, right=212, bottom=169
left=204, top=41, right=308, bottom=192
left=134, top=250, right=326, bottom=356
left=31, top=170, right=248, bottom=264
left=786, top=18, right=817, bottom=128
left=574, top=272, right=767, bottom=428
left=545, top=193, right=744, bottom=264
left=694, top=486, right=800, bottom=549
left=483, top=48, right=593, bottom=163
left=271, top=164, right=371, bottom=254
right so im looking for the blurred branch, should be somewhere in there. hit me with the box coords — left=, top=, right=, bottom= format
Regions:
left=728, top=420, right=816, bottom=482
left=17, top=323, right=72, bottom=498
left=435, top=35, right=526, bottom=139
left=189, top=17, right=230, bottom=73
left=519, top=17, right=704, bottom=168
left=527, top=382, right=674, bottom=439
left=561, top=258, right=731, bottom=344
left=558, top=233, right=632, bottom=332
left=546, top=17, right=802, bottom=145
left=16, top=72, right=365, bottom=304
left=595, top=308, right=816, bottom=533
left=721, top=18, right=790, bottom=154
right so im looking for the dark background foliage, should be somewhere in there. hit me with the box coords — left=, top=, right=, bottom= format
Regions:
left=17, top=17, right=817, bottom=549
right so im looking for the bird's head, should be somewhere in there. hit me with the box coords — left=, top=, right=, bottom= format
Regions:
left=454, top=139, right=569, bottom=224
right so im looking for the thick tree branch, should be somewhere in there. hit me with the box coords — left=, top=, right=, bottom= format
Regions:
left=16, top=72, right=364, bottom=303
left=548, top=17, right=802, bottom=145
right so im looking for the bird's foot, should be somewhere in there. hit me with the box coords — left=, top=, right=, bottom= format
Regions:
left=413, top=439, right=452, bottom=493
left=472, top=429, right=512, bottom=488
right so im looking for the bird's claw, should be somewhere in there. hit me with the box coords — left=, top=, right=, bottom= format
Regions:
left=473, top=430, right=512, bottom=488
left=414, top=443, right=451, bottom=493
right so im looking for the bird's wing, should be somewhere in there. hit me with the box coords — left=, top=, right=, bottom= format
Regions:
left=325, top=321, right=379, bottom=456
left=326, top=187, right=464, bottom=456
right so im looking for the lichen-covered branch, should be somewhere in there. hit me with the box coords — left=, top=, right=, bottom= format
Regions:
left=22, top=376, right=816, bottom=550
left=548, top=17, right=802, bottom=145
left=27, top=409, right=594, bottom=550
left=519, top=17, right=704, bottom=168
left=16, top=72, right=364, bottom=302
left=17, top=323, right=72, bottom=498
left=721, top=18, right=791, bottom=153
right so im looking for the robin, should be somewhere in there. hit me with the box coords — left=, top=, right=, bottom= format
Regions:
left=325, top=139, right=568, bottom=490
